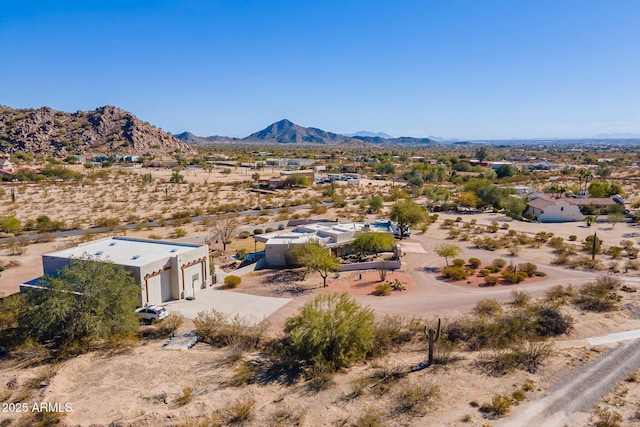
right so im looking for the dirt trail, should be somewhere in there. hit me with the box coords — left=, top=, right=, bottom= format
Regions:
left=500, top=339, right=640, bottom=427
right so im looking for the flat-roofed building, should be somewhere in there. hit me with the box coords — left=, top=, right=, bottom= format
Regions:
left=27, top=237, right=210, bottom=306
left=255, top=220, right=398, bottom=267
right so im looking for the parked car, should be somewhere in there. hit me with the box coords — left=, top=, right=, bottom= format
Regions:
left=135, top=305, right=168, bottom=323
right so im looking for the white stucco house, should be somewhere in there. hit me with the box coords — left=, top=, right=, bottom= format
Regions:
left=23, top=237, right=210, bottom=306
left=526, top=193, right=623, bottom=223
left=526, top=198, right=584, bottom=223
left=254, top=220, right=397, bottom=267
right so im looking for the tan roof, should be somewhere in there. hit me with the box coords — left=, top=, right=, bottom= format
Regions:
left=527, top=198, right=555, bottom=211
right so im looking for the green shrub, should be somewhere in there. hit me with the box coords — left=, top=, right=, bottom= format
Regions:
left=533, top=306, right=573, bottom=337
left=442, top=266, right=469, bottom=280
left=479, top=269, right=491, bottom=277
left=284, top=293, right=375, bottom=370
left=502, top=271, right=528, bottom=284
left=548, top=236, right=565, bottom=249
left=518, top=262, right=539, bottom=277
left=374, top=283, right=391, bottom=296
left=235, top=249, right=247, bottom=261
left=486, top=265, right=502, bottom=273
left=484, top=275, right=499, bottom=286
left=265, top=227, right=275, bottom=233
left=224, top=275, right=241, bottom=288
left=253, top=228, right=264, bottom=235
left=468, top=258, right=482, bottom=269
left=492, top=258, right=507, bottom=268
left=569, top=235, right=577, bottom=241
left=452, top=258, right=466, bottom=267
left=238, top=231, right=251, bottom=239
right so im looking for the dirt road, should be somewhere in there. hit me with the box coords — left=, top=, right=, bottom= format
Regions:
left=501, top=339, right=640, bottom=427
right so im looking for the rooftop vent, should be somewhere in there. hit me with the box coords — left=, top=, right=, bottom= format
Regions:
left=95, top=251, right=103, bottom=256
left=108, top=242, right=116, bottom=246
left=170, top=249, right=178, bottom=253
left=132, top=255, right=140, bottom=260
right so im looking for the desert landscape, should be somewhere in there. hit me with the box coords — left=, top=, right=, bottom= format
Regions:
left=2, top=145, right=640, bottom=426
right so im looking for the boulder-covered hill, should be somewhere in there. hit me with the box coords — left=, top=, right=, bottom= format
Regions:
left=0, top=105, right=194, bottom=158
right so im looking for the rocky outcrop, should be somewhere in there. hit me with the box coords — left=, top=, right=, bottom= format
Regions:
left=0, top=105, right=194, bottom=158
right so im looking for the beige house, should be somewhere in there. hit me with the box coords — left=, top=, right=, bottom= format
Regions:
left=26, top=237, right=210, bottom=306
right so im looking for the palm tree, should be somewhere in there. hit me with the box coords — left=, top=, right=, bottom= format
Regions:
left=578, top=168, right=593, bottom=192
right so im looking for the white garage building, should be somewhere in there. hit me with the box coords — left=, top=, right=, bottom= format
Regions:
left=38, top=237, right=210, bottom=306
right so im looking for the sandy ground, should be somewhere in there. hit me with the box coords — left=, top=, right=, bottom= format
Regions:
left=2, top=168, right=640, bottom=426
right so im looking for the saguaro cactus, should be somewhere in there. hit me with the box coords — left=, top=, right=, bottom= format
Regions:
left=425, top=318, right=441, bottom=365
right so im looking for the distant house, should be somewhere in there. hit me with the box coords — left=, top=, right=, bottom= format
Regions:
left=490, top=161, right=515, bottom=170
left=149, top=158, right=179, bottom=168
left=280, top=169, right=315, bottom=180
left=0, top=158, right=15, bottom=175
left=522, top=161, right=559, bottom=171
left=526, top=199, right=584, bottom=223
left=526, top=194, right=623, bottom=222
left=254, top=220, right=398, bottom=267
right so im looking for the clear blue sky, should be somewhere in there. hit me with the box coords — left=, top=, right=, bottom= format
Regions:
left=1, top=1, right=639, bottom=140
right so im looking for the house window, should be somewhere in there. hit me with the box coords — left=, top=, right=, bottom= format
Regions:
left=561, top=207, right=564, bottom=211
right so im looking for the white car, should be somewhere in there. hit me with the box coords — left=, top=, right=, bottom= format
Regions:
left=135, top=305, right=168, bottom=323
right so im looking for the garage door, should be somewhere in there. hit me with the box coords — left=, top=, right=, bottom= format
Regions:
left=147, top=271, right=172, bottom=305
left=160, top=271, right=171, bottom=302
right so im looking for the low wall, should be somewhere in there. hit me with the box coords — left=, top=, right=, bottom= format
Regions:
left=339, top=260, right=401, bottom=272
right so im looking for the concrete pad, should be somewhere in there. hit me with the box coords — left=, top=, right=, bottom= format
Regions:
left=587, top=329, right=640, bottom=346
left=163, top=333, right=199, bottom=350
left=164, top=286, right=292, bottom=321
left=399, top=241, right=427, bottom=253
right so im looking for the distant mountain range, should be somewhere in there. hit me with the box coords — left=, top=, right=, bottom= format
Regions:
left=175, top=119, right=437, bottom=147
left=0, top=105, right=193, bottom=158
left=343, top=130, right=394, bottom=139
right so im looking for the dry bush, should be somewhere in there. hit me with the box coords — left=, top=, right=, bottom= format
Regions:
left=473, top=299, right=503, bottom=317
left=226, top=397, right=256, bottom=424
left=230, top=361, right=256, bottom=387
left=193, top=309, right=269, bottom=350
left=394, top=380, right=440, bottom=415
left=510, top=290, right=531, bottom=307
left=590, top=406, right=623, bottom=427
left=152, top=312, right=184, bottom=338
left=545, top=284, right=575, bottom=305
left=372, top=314, right=422, bottom=357
left=268, top=404, right=308, bottom=427
left=175, top=386, right=193, bottom=407
left=573, top=282, right=622, bottom=312
left=479, top=394, right=512, bottom=418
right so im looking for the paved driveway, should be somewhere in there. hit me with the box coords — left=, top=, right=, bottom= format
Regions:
left=163, top=285, right=292, bottom=321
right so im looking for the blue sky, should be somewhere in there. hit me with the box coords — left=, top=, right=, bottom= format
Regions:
left=1, top=1, right=639, bottom=139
